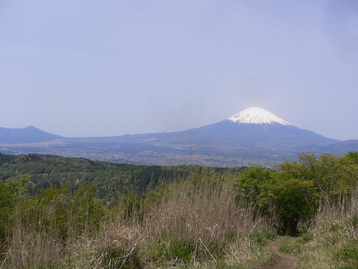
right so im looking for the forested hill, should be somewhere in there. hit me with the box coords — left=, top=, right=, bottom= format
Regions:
left=0, top=153, right=244, bottom=202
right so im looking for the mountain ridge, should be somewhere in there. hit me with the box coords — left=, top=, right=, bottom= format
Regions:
left=0, top=107, right=356, bottom=166
left=0, top=126, right=62, bottom=144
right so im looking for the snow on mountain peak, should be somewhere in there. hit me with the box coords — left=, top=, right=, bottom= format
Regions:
left=227, top=107, right=291, bottom=125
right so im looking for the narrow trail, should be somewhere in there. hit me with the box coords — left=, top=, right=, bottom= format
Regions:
left=260, top=238, right=299, bottom=269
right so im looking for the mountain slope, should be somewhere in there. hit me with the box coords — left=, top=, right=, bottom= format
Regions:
left=146, top=120, right=338, bottom=149
left=115, top=107, right=339, bottom=150
left=317, top=140, right=358, bottom=155
left=0, top=126, right=62, bottom=144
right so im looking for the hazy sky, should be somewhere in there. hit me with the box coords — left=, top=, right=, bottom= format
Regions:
left=1, top=0, right=357, bottom=140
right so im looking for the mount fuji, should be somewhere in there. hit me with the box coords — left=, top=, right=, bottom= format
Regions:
left=127, top=107, right=338, bottom=150
left=1, top=107, right=357, bottom=166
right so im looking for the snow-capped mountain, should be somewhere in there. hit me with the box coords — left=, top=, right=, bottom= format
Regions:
left=227, top=107, right=290, bottom=125
left=134, top=107, right=338, bottom=148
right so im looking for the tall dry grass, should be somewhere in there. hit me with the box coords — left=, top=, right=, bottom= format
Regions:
left=69, top=223, right=144, bottom=269
left=145, top=179, right=257, bottom=245
left=1, top=177, right=275, bottom=268
left=140, top=178, right=275, bottom=267
left=282, top=187, right=358, bottom=269
left=2, top=205, right=63, bottom=269
left=314, top=188, right=358, bottom=230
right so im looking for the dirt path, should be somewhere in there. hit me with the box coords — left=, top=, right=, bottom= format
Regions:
left=260, top=238, right=299, bottom=269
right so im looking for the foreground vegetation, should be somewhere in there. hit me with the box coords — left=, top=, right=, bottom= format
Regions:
left=0, top=152, right=357, bottom=268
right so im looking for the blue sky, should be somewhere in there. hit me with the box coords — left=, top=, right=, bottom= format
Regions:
left=1, top=0, right=357, bottom=140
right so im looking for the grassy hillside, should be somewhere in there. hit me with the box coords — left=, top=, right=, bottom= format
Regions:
left=0, top=151, right=357, bottom=268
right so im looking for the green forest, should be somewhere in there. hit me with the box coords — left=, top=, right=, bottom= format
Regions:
left=0, top=152, right=357, bottom=268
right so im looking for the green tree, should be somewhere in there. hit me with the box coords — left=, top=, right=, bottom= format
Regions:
left=345, top=151, right=358, bottom=164
left=237, top=166, right=317, bottom=235
left=270, top=178, right=316, bottom=235
left=236, top=166, right=274, bottom=205
left=72, top=182, right=108, bottom=233
left=279, top=152, right=358, bottom=198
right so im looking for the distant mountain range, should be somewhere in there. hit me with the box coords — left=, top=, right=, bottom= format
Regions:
left=1, top=107, right=357, bottom=166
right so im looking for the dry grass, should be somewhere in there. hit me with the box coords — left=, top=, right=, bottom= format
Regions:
left=1, top=178, right=275, bottom=268
left=281, top=188, right=358, bottom=269
left=71, top=223, right=143, bottom=269
left=2, top=204, right=64, bottom=269
left=5, top=229, right=63, bottom=268
left=145, top=179, right=255, bottom=242
left=138, top=179, right=274, bottom=267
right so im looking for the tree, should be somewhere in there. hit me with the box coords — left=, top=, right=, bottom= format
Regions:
left=279, top=152, right=358, bottom=198
left=270, top=178, right=316, bottom=235
left=237, top=165, right=317, bottom=235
